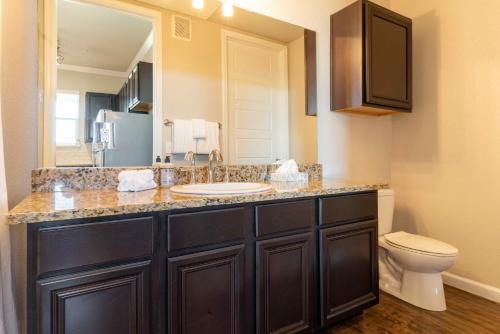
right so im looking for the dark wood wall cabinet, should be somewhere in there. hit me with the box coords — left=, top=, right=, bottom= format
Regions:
left=304, top=29, right=318, bottom=116
left=117, top=61, right=153, bottom=113
left=14, top=191, right=378, bottom=334
left=331, top=0, right=412, bottom=116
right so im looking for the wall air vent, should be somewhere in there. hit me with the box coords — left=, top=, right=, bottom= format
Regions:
left=172, top=15, right=191, bottom=41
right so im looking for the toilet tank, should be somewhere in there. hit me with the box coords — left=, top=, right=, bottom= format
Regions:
left=378, top=189, right=395, bottom=235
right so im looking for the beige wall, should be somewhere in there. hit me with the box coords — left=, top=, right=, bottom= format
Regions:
left=1, top=0, right=38, bottom=208
left=288, top=36, right=317, bottom=163
left=56, top=69, right=124, bottom=166
left=390, top=0, right=500, bottom=288
left=164, top=13, right=222, bottom=123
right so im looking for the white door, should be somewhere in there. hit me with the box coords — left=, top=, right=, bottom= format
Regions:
left=223, top=31, right=289, bottom=165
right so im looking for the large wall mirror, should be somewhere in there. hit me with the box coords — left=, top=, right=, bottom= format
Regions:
left=40, top=0, right=317, bottom=167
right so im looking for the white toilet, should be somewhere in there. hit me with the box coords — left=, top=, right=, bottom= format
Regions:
left=378, top=189, right=458, bottom=311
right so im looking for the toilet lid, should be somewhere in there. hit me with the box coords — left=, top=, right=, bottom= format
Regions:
left=384, top=231, right=458, bottom=256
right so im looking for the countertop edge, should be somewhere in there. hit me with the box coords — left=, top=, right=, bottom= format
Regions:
left=8, top=183, right=387, bottom=225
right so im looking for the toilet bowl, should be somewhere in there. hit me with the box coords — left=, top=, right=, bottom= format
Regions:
left=378, top=189, right=458, bottom=311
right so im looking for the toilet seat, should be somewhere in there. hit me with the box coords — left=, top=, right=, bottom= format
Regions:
left=384, top=231, right=458, bottom=257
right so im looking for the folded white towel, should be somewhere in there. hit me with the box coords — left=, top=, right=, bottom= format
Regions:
left=117, top=170, right=157, bottom=192
left=172, top=119, right=195, bottom=154
left=196, top=121, right=220, bottom=154
left=275, top=159, right=299, bottom=174
left=192, top=119, right=206, bottom=139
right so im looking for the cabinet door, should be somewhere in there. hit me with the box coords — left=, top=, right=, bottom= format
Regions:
left=256, top=233, right=314, bottom=334
left=118, top=86, right=125, bottom=113
left=124, top=80, right=130, bottom=112
left=128, top=67, right=139, bottom=109
left=319, top=220, right=378, bottom=326
left=364, top=2, right=412, bottom=109
left=168, top=245, right=245, bottom=334
left=37, top=261, right=151, bottom=334
left=137, top=62, right=153, bottom=104
left=126, top=73, right=132, bottom=109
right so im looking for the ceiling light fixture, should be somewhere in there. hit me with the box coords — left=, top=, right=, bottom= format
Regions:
left=222, top=2, right=234, bottom=17
left=192, top=0, right=204, bottom=9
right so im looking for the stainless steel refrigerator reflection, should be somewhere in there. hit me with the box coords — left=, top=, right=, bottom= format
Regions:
left=95, top=110, right=153, bottom=167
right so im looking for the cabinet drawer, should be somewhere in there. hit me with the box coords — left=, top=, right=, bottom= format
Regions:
left=255, top=200, right=315, bottom=237
left=37, top=217, right=154, bottom=276
left=167, top=207, right=248, bottom=252
left=319, top=192, right=377, bottom=226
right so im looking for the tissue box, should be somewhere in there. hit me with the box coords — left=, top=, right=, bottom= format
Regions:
left=269, top=172, right=308, bottom=182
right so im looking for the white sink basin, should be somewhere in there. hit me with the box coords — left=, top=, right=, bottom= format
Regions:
left=170, top=182, right=273, bottom=195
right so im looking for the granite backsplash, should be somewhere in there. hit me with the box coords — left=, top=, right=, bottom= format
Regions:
left=32, top=164, right=323, bottom=192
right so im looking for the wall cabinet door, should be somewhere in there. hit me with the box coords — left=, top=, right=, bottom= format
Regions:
left=256, top=233, right=314, bottom=334
left=330, top=0, right=411, bottom=115
left=168, top=245, right=245, bottom=334
left=319, top=220, right=378, bottom=327
left=129, top=62, right=153, bottom=112
left=364, top=1, right=412, bottom=109
left=129, top=66, right=139, bottom=109
left=37, top=261, right=151, bottom=334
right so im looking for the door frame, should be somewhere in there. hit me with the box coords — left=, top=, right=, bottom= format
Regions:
left=40, top=0, right=163, bottom=167
left=221, top=30, right=289, bottom=164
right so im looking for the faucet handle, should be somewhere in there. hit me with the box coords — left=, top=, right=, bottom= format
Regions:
left=184, top=151, right=196, bottom=165
left=209, top=149, right=223, bottom=162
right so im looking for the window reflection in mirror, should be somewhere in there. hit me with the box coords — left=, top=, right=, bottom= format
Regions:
left=42, top=0, right=317, bottom=168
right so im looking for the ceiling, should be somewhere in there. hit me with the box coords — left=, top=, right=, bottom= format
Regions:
left=138, top=0, right=221, bottom=19
left=139, top=0, right=305, bottom=43
left=208, top=6, right=304, bottom=43
left=57, top=0, right=153, bottom=72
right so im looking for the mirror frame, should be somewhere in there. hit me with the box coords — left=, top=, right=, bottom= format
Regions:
left=39, top=0, right=164, bottom=167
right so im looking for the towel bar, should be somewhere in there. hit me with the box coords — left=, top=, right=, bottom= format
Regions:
left=163, top=119, right=222, bottom=129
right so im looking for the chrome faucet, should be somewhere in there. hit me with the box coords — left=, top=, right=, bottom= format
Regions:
left=208, top=149, right=223, bottom=183
left=184, top=151, right=196, bottom=184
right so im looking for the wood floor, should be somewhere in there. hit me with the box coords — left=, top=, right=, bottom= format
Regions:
left=326, top=285, right=500, bottom=334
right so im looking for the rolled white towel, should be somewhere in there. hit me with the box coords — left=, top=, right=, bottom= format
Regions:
left=117, top=170, right=157, bottom=192
left=118, top=169, right=154, bottom=182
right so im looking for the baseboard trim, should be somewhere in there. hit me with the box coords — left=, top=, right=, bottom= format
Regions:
left=443, top=272, right=500, bottom=303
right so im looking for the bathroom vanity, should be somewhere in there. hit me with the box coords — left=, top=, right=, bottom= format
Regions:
left=9, top=179, right=382, bottom=334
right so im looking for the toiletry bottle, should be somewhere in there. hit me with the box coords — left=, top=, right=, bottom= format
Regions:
left=158, top=156, right=175, bottom=187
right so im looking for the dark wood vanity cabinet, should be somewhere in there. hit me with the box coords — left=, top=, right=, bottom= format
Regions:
left=331, top=0, right=412, bottom=115
left=166, top=208, right=250, bottom=334
left=18, top=192, right=379, bottom=334
left=24, top=217, right=155, bottom=334
left=37, top=261, right=151, bottom=334
left=168, top=245, right=246, bottom=334
left=256, top=233, right=315, bottom=334
left=318, top=193, right=379, bottom=326
left=319, top=220, right=378, bottom=326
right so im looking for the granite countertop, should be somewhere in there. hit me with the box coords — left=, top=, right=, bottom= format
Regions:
left=8, top=179, right=387, bottom=225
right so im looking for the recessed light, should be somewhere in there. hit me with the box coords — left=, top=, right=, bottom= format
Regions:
left=192, top=0, right=204, bottom=9
left=222, top=2, right=234, bottom=17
